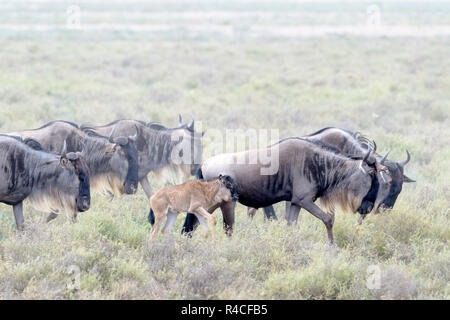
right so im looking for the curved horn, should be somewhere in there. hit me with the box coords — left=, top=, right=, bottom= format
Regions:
left=62, top=140, right=67, bottom=156
left=362, top=146, right=372, bottom=163
left=372, top=140, right=377, bottom=152
left=187, top=115, right=194, bottom=130
left=109, top=126, right=116, bottom=142
left=359, top=146, right=372, bottom=175
left=130, top=124, right=139, bottom=141
left=398, top=149, right=410, bottom=169
left=380, top=149, right=391, bottom=165
left=178, top=114, right=183, bottom=126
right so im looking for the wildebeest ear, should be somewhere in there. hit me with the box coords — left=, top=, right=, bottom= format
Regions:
left=59, top=156, right=71, bottom=169
left=403, top=174, right=416, bottom=183
left=201, top=130, right=207, bottom=137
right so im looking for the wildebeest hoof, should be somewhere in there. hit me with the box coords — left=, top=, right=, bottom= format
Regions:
left=358, top=214, right=367, bottom=225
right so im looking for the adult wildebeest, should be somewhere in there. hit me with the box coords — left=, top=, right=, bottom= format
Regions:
left=0, top=135, right=90, bottom=230
left=180, top=137, right=389, bottom=244
left=248, top=127, right=415, bottom=222
left=6, top=121, right=139, bottom=221
left=149, top=175, right=238, bottom=242
left=80, top=116, right=204, bottom=220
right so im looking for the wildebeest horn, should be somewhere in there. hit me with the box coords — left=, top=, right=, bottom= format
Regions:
left=398, top=149, right=410, bottom=169
left=359, top=146, right=372, bottom=174
left=62, top=140, right=67, bottom=156
left=109, top=126, right=116, bottom=142
left=372, top=140, right=377, bottom=152
left=113, top=137, right=128, bottom=146
left=380, top=149, right=391, bottom=165
left=188, top=115, right=194, bottom=130
left=66, top=152, right=79, bottom=160
left=129, top=125, right=139, bottom=141
left=178, top=114, right=183, bottom=126
left=362, top=146, right=371, bottom=163
left=403, top=174, right=416, bottom=183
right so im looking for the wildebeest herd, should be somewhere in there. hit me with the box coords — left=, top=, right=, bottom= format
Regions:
left=0, top=117, right=414, bottom=245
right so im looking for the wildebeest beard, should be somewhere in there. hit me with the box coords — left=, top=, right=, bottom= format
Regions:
left=298, top=138, right=375, bottom=214
left=358, top=170, right=379, bottom=215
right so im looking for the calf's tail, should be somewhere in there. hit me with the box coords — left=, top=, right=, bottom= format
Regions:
left=148, top=208, right=155, bottom=226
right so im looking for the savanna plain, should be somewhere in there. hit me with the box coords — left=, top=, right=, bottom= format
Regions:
left=0, top=1, right=449, bottom=300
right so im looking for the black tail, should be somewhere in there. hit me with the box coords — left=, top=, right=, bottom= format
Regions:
left=148, top=208, right=155, bottom=226
left=196, top=167, right=204, bottom=180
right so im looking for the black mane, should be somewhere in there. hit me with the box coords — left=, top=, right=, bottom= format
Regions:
left=35, top=120, right=79, bottom=130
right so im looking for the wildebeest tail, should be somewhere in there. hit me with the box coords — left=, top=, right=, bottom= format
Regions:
left=196, top=167, right=204, bottom=180
left=148, top=208, right=155, bottom=225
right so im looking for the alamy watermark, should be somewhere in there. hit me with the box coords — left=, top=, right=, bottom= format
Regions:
left=169, top=121, right=280, bottom=175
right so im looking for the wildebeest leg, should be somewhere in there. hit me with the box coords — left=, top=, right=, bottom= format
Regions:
left=286, top=204, right=301, bottom=226
left=46, top=212, right=58, bottom=223
left=72, top=212, right=77, bottom=223
left=247, top=207, right=257, bottom=218
left=141, top=177, right=155, bottom=225
left=262, top=206, right=277, bottom=221
left=13, top=202, right=24, bottom=231
left=181, top=213, right=199, bottom=234
left=220, top=201, right=236, bottom=236
left=296, top=199, right=335, bottom=245
left=284, top=201, right=291, bottom=222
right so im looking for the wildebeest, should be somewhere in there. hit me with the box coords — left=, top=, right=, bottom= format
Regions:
left=149, top=175, right=238, bottom=242
left=7, top=121, right=139, bottom=207
left=80, top=116, right=204, bottom=219
left=180, top=137, right=389, bottom=244
left=0, top=135, right=90, bottom=230
left=250, top=127, right=415, bottom=221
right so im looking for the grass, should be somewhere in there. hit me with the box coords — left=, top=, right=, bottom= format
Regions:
left=0, top=1, right=449, bottom=300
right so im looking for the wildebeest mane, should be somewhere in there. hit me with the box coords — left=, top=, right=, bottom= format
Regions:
left=34, top=120, right=79, bottom=131
left=0, top=134, right=44, bottom=151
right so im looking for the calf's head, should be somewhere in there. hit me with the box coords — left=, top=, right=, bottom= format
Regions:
left=217, top=174, right=239, bottom=203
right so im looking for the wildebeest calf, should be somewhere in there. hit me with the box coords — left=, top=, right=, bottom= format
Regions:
left=149, top=175, right=238, bottom=242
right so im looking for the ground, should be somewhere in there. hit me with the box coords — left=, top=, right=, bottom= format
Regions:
left=0, top=0, right=448, bottom=299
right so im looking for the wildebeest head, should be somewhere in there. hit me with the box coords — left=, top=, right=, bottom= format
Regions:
left=60, top=142, right=91, bottom=212
left=376, top=150, right=415, bottom=211
left=218, top=174, right=239, bottom=202
left=105, top=127, right=139, bottom=195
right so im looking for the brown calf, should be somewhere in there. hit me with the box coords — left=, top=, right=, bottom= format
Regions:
left=149, top=175, right=238, bottom=242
